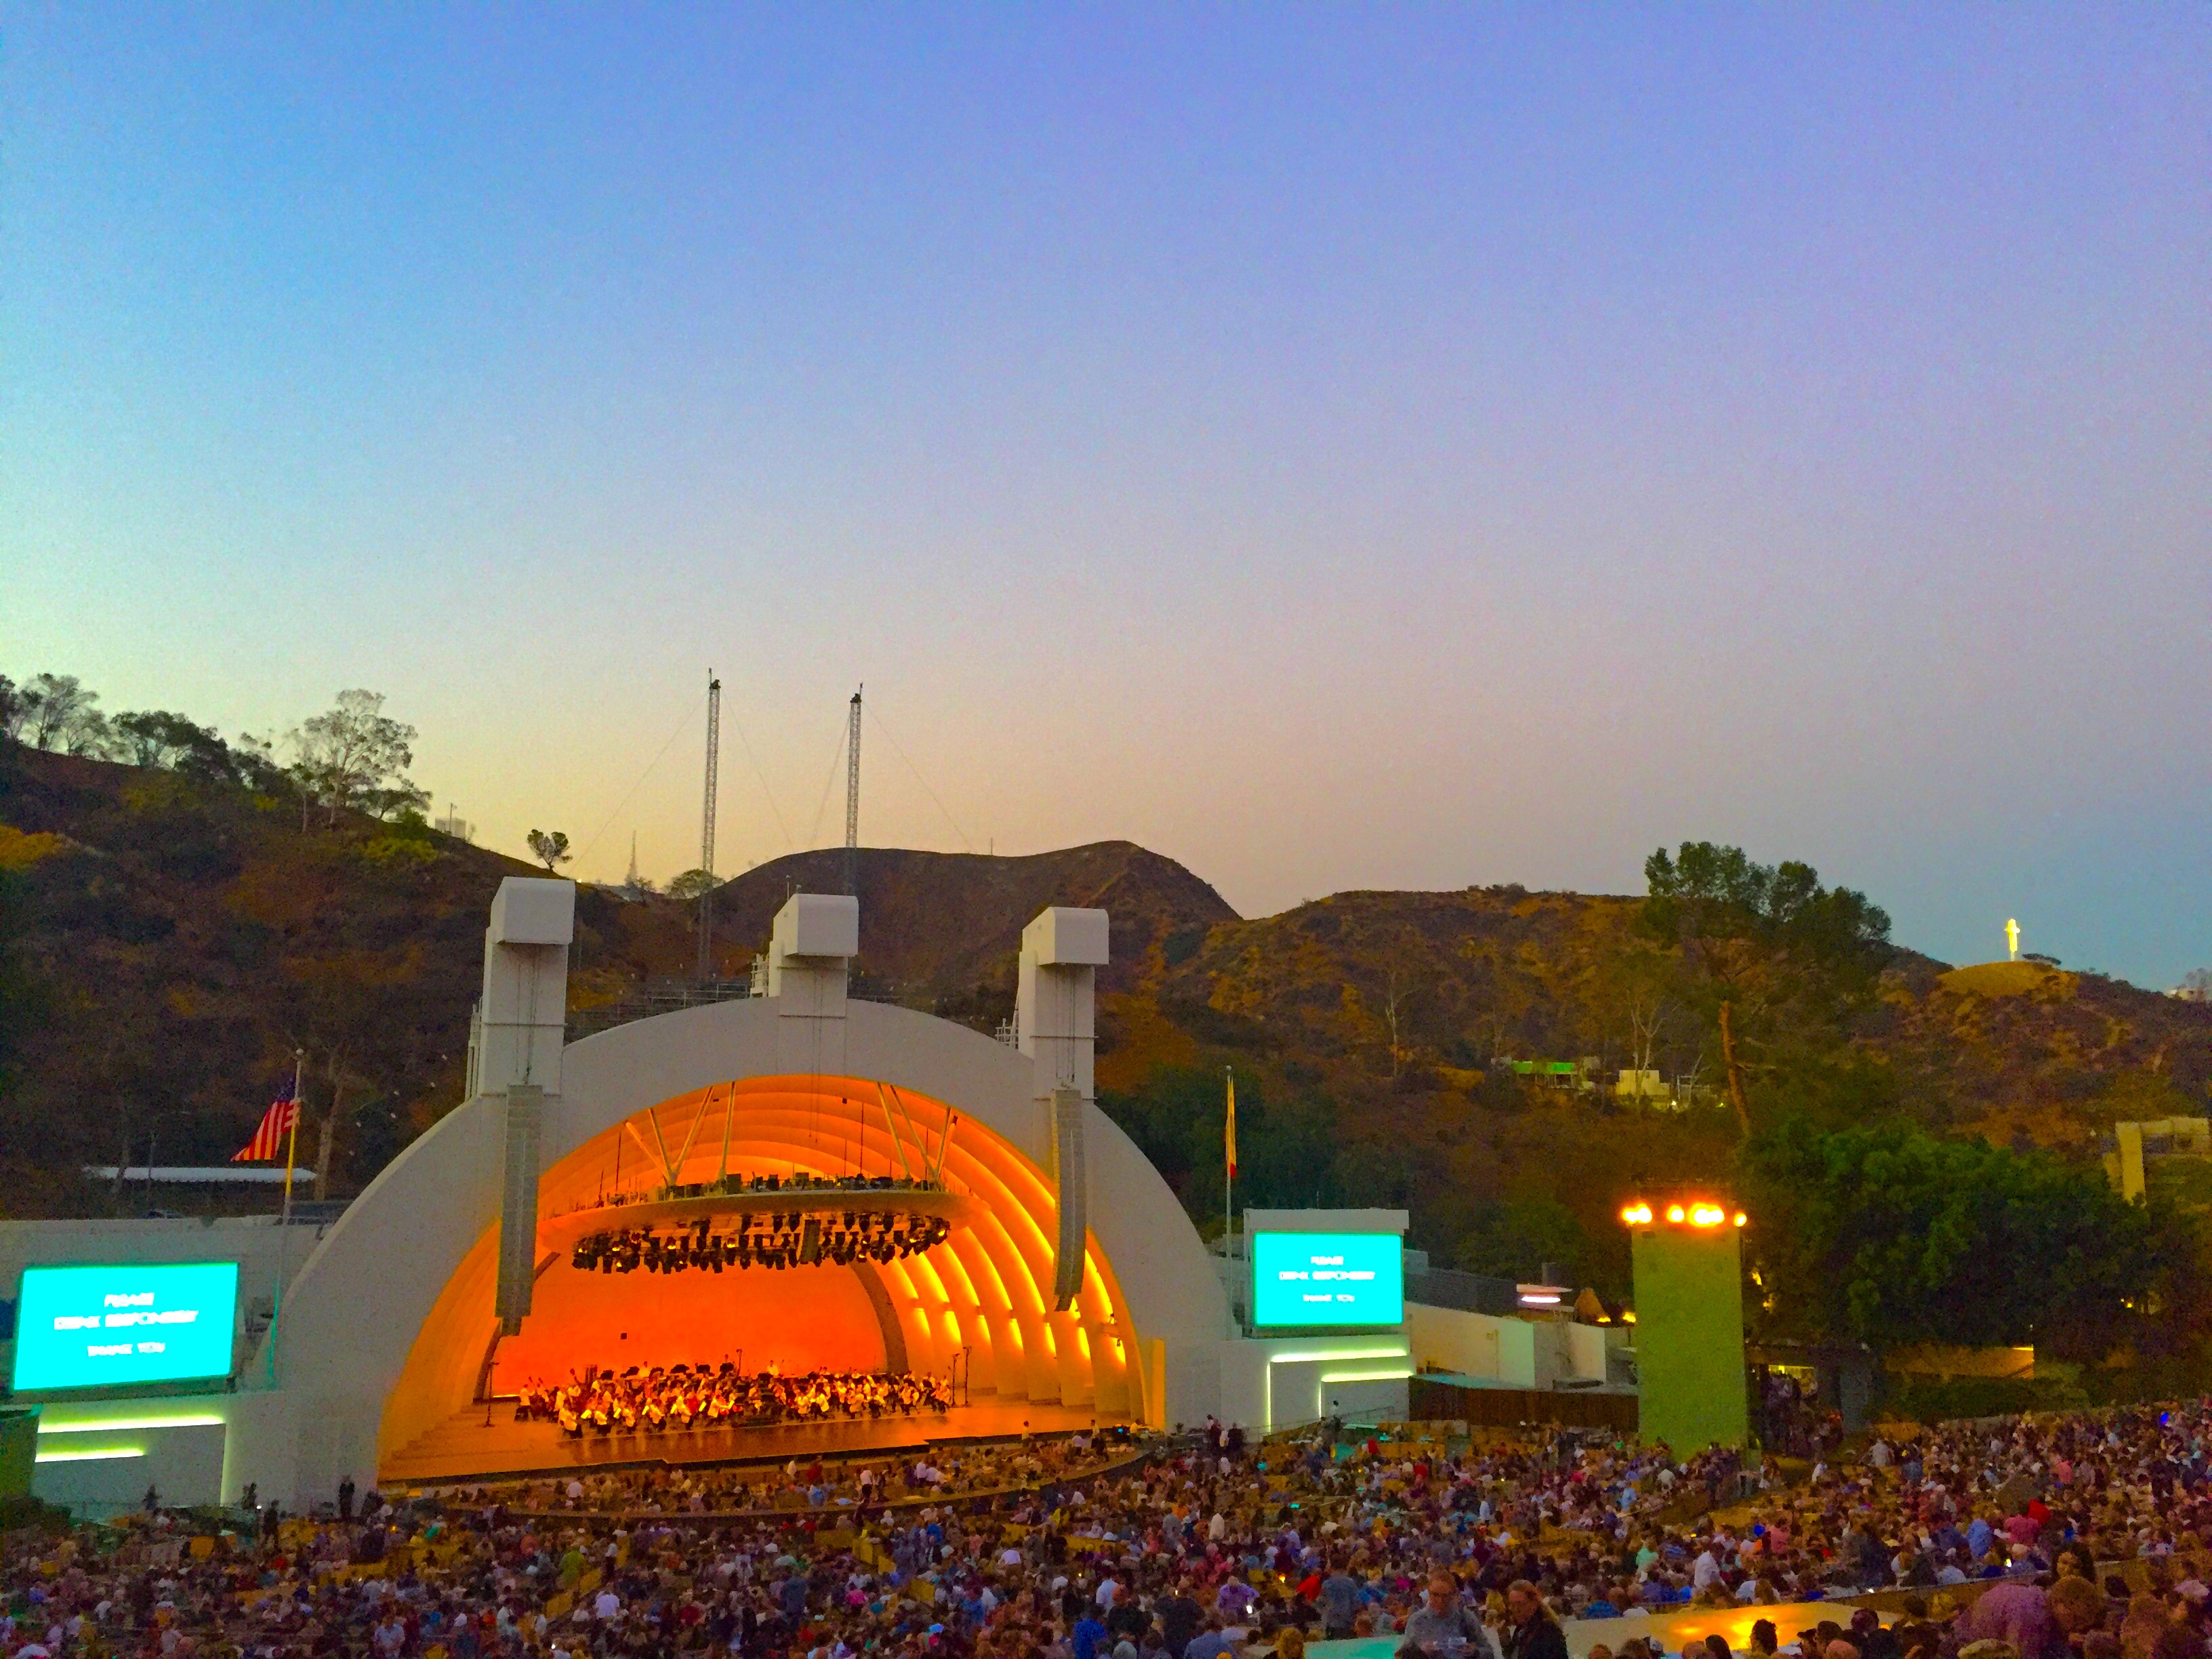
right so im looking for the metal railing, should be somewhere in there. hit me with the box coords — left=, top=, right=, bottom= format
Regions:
left=565, top=977, right=756, bottom=1040
left=566, top=975, right=913, bottom=1040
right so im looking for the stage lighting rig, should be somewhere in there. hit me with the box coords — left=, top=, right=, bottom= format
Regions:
left=544, top=1168, right=971, bottom=1277
left=567, top=1202, right=956, bottom=1277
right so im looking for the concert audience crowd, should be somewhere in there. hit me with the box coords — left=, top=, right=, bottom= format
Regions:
left=517, top=1371, right=950, bottom=1438
left=7, top=1404, right=2212, bottom=1659
left=492, top=1431, right=1123, bottom=1514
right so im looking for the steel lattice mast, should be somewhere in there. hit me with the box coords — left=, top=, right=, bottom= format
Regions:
left=844, top=686, right=861, bottom=896
left=698, top=673, right=720, bottom=979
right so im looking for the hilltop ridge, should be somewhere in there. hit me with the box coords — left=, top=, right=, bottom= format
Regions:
left=4, top=741, right=2209, bottom=1282
left=701, top=840, right=1237, bottom=1004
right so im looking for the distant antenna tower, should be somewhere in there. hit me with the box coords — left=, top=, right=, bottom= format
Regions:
left=844, top=686, right=861, bottom=896
left=699, top=673, right=721, bottom=979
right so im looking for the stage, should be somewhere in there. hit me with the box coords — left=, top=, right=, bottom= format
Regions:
left=381, top=1396, right=1130, bottom=1487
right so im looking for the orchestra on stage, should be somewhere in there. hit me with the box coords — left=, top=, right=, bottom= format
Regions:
left=514, top=1364, right=950, bottom=1437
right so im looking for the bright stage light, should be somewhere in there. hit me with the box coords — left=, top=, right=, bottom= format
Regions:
left=1623, top=1200, right=1746, bottom=1229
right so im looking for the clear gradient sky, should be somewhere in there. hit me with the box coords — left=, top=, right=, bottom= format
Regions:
left=5, top=7, right=2207, bottom=985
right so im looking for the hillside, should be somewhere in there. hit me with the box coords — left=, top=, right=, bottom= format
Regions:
left=1132, top=886, right=2212, bottom=1135
left=0, top=746, right=696, bottom=1206
left=702, top=840, right=1237, bottom=1008
left=0, top=745, right=1233, bottom=1208
left=5, top=739, right=2209, bottom=1294
left=1084, top=884, right=2212, bottom=1292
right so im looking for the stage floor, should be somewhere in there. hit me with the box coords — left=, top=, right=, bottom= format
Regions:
left=382, top=1396, right=1129, bottom=1487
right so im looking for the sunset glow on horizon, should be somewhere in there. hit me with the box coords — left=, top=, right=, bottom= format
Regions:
left=5, top=7, right=2206, bottom=986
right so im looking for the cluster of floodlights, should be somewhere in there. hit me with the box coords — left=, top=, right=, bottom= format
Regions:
left=569, top=1211, right=954, bottom=1275
left=1619, top=1202, right=1747, bottom=1227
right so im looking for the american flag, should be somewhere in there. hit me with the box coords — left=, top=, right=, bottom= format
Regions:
left=232, top=1077, right=300, bottom=1163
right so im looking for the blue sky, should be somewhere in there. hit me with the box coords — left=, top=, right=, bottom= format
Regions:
left=5, top=6, right=2208, bottom=985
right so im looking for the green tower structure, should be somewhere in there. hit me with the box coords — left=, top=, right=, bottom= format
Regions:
left=1626, top=1202, right=1749, bottom=1453
left=0, top=1407, right=39, bottom=1500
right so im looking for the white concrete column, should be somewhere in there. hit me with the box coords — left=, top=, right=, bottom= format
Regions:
left=1015, top=907, right=1107, bottom=1159
left=1017, top=907, right=1108, bottom=1317
left=767, top=893, right=857, bottom=1078
left=476, top=879, right=573, bottom=1098
left=476, top=879, right=573, bottom=1332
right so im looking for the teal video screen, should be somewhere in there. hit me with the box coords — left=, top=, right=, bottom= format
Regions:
left=11, top=1263, right=239, bottom=1392
left=1251, top=1232, right=1403, bottom=1327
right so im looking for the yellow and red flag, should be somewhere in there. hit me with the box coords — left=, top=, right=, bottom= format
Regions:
left=1224, top=1069, right=1237, bottom=1181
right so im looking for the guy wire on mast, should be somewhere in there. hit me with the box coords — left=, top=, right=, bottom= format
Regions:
left=844, top=685, right=861, bottom=897
left=699, top=672, right=720, bottom=980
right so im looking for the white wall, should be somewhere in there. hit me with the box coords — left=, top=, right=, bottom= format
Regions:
left=1212, top=1332, right=1414, bottom=1435
left=1529, top=1320, right=1609, bottom=1387
left=1568, top=1322, right=1609, bottom=1382
left=1319, top=1375, right=1410, bottom=1426
left=1242, top=1208, right=1412, bottom=1237
left=0, top=1214, right=312, bottom=1290
left=1532, top=1323, right=1572, bottom=1387
left=1218, top=1340, right=1269, bottom=1433
left=1408, top=1303, right=1536, bottom=1387
left=32, top=1416, right=227, bottom=1517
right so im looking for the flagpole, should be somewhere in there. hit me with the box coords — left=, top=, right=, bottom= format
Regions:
left=1223, top=1065, right=1234, bottom=1271
left=281, top=1053, right=302, bottom=1223
left=268, top=1050, right=303, bottom=1385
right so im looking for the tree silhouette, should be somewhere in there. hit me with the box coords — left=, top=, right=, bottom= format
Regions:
left=1641, top=842, right=1891, bottom=1134
left=526, top=830, right=572, bottom=872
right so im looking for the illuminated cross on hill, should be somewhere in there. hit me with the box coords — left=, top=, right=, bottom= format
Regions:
left=2006, top=918, right=2020, bottom=961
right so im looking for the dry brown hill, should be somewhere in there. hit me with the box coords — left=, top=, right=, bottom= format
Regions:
left=702, top=840, right=1237, bottom=1008
left=0, top=747, right=1234, bottom=1207
left=1082, top=883, right=2212, bottom=1290
left=0, top=746, right=693, bottom=1204
left=5, top=740, right=2209, bottom=1275
left=1126, top=885, right=2212, bottom=1134
left=1860, top=953, right=2212, bottom=1145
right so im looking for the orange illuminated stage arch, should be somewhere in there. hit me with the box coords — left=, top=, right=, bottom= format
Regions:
left=382, top=1076, right=1146, bottom=1477
left=234, top=891, right=1231, bottom=1505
